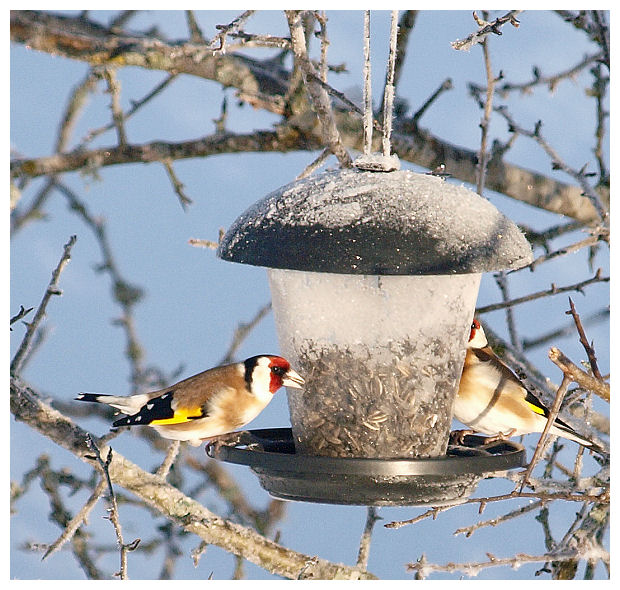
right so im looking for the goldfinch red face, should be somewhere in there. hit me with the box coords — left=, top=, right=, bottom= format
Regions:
left=467, top=319, right=488, bottom=349
left=245, top=355, right=305, bottom=397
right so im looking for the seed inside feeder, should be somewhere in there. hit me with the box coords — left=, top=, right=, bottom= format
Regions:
left=269, top=268, right=481, bottom=459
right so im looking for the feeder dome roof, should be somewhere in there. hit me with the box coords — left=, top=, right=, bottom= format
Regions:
left=217, top=168, right=533, bottom=275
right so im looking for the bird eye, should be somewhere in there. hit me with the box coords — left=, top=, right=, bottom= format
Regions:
left=271, top=366, right=285, bottom=376
left=471, top=322, right=476, bottom=330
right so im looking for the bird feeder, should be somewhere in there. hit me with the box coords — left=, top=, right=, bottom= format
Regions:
left=212, top=166, right=532, bottom=505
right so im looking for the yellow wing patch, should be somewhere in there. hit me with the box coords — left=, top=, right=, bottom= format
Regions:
left=150, top=407, right=203, bottom=426
left=525, top=400, right=546, bottom=416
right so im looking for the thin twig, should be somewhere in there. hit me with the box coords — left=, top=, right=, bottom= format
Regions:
left=548, top=347, right=609, bottom=402
left=185, top=10, right=206, bottom=44
left=451, top=10, right=522, bottom=51
left=218, top=302, right=272, bottom=365
left=356, top=507, right=381, bottom=570
left=380, top=10, right=417, bottom=117
left=162, top=158, right=193, bottom=210
left=519, top=375, right=572, bottom=492
left=156, top=440, right=182, bottom=480
left=42, top=478, right=108, bottom=561
left=285, top=10, right=352, bottom=168
left=494, top=271, right=520, bottom=351
left=11, top=235, right=77, bottom=376
left=522, top=307, right=609, bottom=351
left=493, top=106, right=608, bottom=222
left=476, top=269, right=609, bottom=314
left=476, top=19, right=495, bottom=195
left=77, top=73, right=178, bottom=150
left=496, top=51, right=604, bottom=96
left=85, top=435, right=139, bottom=579
left=10, top=305, right=34, bottom=328
left=210, top=10, right=255, bottom=52
left=56, top=182, right=147, bottom=392
left=296, top=148, right=332, bottom=180
left=410, top=78, right=453, bottom=127
left=407, top=546, right=608, bottom=578
left=565, top=297, right=603, bottom=380
left=314, top=11, right=329, bottom=83
left=307, top=73, right=382, bottom=132
left=454, top=499, right=545, bottom=538
left=511, top=233, right=605, bottom=275
left=102, top=67, right=128, bottom=146
left=188, top=238, right=219, bottom=249
left=384, top=488, right=608, bottom=530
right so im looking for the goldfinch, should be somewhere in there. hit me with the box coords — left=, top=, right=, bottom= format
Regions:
left=76, top=355, right=304, bottom=446
left=453, top=319, right=602, bottom=452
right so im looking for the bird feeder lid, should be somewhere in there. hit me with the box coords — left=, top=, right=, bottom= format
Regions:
left=217, top=168, right=532, bottom=275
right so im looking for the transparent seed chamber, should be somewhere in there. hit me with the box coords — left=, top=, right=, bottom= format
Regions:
left=269, top=269, right=482, bottom=458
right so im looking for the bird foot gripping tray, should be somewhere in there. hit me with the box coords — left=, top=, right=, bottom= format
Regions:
left=213, top=167, right=532, bottom=506
left=206, top=429, right=526, bottom=506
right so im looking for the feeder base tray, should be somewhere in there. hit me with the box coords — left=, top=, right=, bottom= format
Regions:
left=206, top=428, right=525, bottom=506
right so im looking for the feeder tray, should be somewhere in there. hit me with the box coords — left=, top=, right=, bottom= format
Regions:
left=206, top=428, right=526, bottom=506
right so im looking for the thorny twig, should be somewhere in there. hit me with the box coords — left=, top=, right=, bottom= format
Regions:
left=511, top=232, right=607, bottom=275
left=495, top=51, right=604, bottom=96
left=11, top=235, right=77, bottom=376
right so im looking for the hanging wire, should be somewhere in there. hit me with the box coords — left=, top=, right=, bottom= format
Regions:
left=357, top=10, right=400, bottom=171
left=362, top=10, right=373, bottom=156
left=381, top=10, right=399, bottom=157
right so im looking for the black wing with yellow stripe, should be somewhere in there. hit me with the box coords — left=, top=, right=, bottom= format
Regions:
left=112, top=390, right=205, bottom=428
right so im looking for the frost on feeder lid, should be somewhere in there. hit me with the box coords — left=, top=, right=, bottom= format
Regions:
left=217, top=167, right=533, bottom=275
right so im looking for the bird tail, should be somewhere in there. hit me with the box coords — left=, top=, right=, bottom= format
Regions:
left=75, top=392, right=147, bottom=416
left=550, top=420, right=608, bottom=457
left=525, top=391, right=608, bottom=457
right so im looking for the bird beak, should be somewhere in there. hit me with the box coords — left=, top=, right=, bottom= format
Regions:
left=282, top=369, right=304, bottom=389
